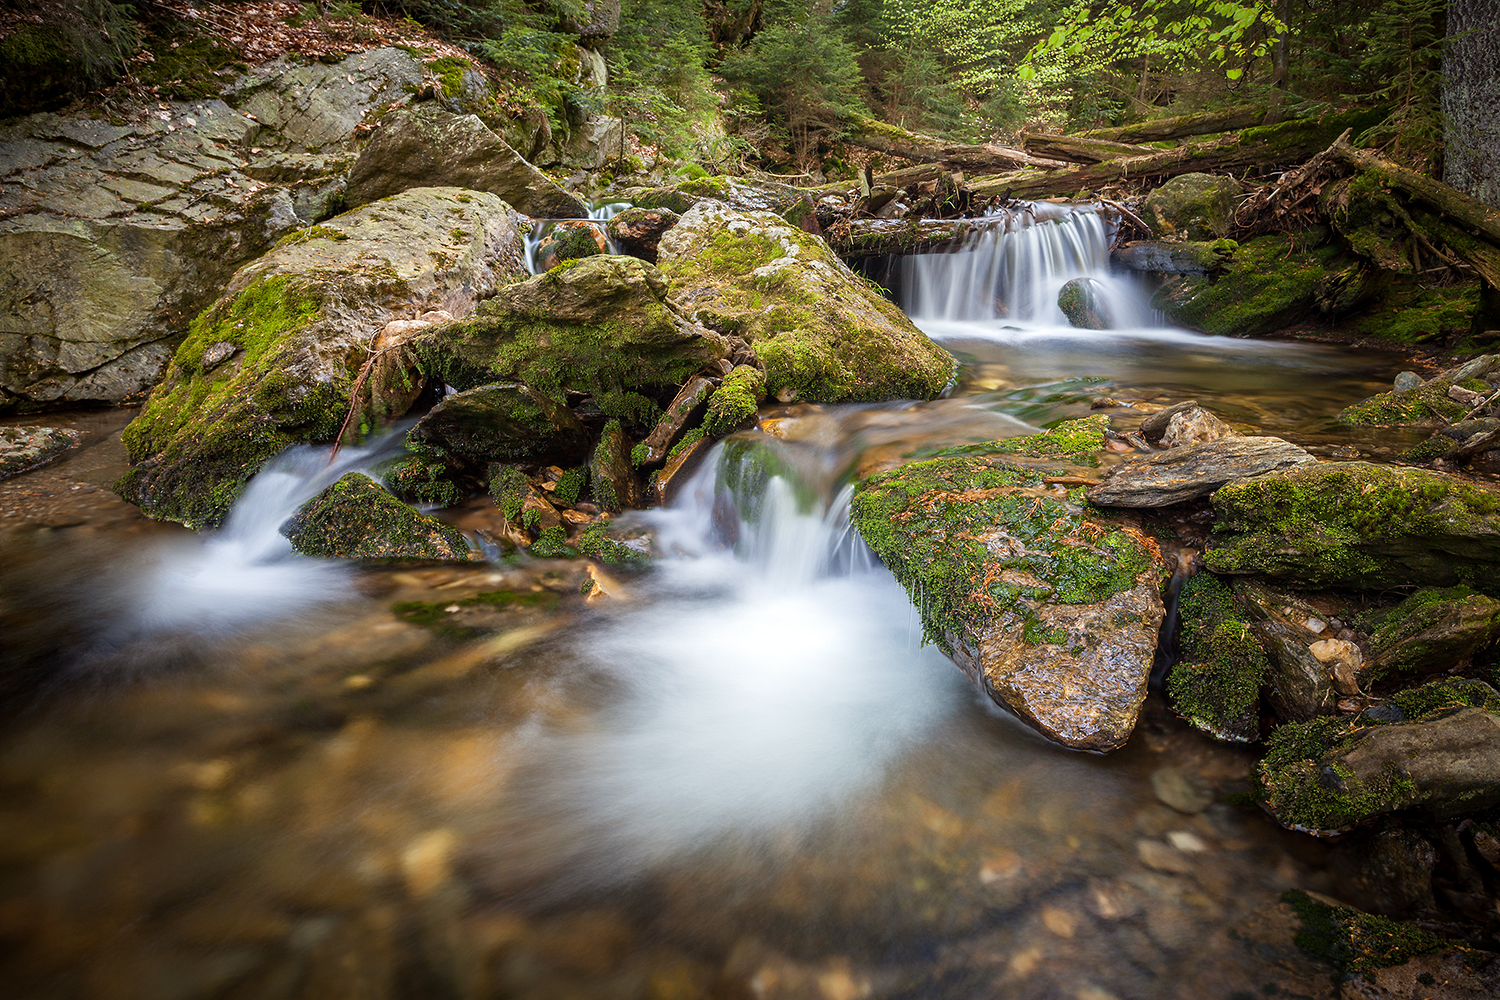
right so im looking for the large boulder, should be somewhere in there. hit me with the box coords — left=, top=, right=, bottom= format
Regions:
left=1152, top=233, right=1345, bottom=337
left=414, top=254, right=731, bottom=425
left=851, top=434, right=1167, bottom=752
left=1205, top=462, right=1500, bottom=591
left=345, top=104, right=587, bottom=218
left=1143, top=173, right=1240, bottom=240
left=656, top=202, right=956, bottom=403
left=280, top=473, right=473, bottom=561
left=117, top=187, right=527, bottom=529
left=409, top=383, right=593, bottom=467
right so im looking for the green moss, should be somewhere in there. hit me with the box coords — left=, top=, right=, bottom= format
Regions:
left=630, top=442, right=650, bottom=467
left=137, top=32, right=244, bottom=102
left=1153, top=233, right=1343, bottom=337
left=274, top=226, right=351, bottom=250
left=667, top=426, right=707, bottom=462
left=925, top=415, right=1109, bottom=467
left=850, top=453, right=1158, bottom=653
left=1348, top=281, right=1480, bottom=347
left=577, top=522, right=651, bottom=571
left=1364, top=586, right=1500, bottom=682
left=281, top=473, right=472, bottom=561
left=1205, top=462, right=1500, bottom=591
left=553, top=465, right=589, bottom=506
left=530, top=524, right=577, bottom=559
left=701, top=365, right=766, bottom=437
left=1337, top=377, right=1472, bottom=425
left=426, top=55, right=470, bottom=98
left=394, top=588, right=560, bottom=639
left=1390, top=676, right=1500, bottom=719
left=1282, top=890, right=1462, bottom=975
left=487, top=464, right=535, bottom=528
left=1166, top=573, right=1268, bottom=741
left=384, top=443, right=466, bottom=508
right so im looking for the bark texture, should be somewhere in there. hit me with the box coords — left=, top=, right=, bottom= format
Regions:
left=1443, top=0, right=1500, bottom=208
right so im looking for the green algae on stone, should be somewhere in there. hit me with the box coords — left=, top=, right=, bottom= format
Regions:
left=409, top=382, right=593, bottom=467
left=926, top=415, right=1109, bottom=468
left=576, top=521, right=652, bottom=571
left=1205, top=462, right=1500, bottom=592
left=384, top=442, right=468, bottom=508
left=394, top=588, right=561, bottom=639
left=1166, top=573, right=1268, bottom=742
left=1282, top=889, right=1466, bottom=976
left=701, top=365, right=767, bottom=437
left=280, top=473, right=474, bottom=561
left=656, top=202, right=955, bottom=403
left=1336, top=378, right=1477, bottom=426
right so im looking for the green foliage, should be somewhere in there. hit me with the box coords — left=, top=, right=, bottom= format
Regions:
left=1348, top=0, right=1445, bottom=171
left=606, top=0, right=722, bottom=158
left=1283, top=890, right=1463, bottom=974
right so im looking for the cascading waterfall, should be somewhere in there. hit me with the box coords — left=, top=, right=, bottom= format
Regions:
left=901, top=201, right=1154, bottom=328
left=522, top=200, right=633, bottom=273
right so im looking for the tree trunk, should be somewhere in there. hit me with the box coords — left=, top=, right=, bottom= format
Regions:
left=1020, top=133, right=1159, bottom=164
left=1076, top=104, right=1304, bottom=144
left=1443, top=0, right=1500, bottom=208
left=842, top=115, right=1064, bottom=173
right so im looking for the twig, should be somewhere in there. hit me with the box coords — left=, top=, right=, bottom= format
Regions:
left=1097, top=198, right=1152, bottom=237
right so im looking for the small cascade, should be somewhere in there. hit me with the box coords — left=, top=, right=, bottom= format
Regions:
left=900, top=201, right=1152, bottom=328
left=523, top=200, right=633, bottom=274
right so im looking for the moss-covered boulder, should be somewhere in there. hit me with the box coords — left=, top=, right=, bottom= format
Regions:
left=589, top=419, right=644, bottom=511
left=1056, top=277, right=1113, bottom=330
left=280, top=473, right=474, bottom=561
left=702, top=364, right=766, bottom=437
left=1152, top=234, right=1344, bottom=337
left=851, top=446, right=1167, bottom=752
left=345, top=103, right=587, bottom=218
left=606, top=206, right=680, bottom=262
left=656, top=202, right=956, bottom=403
left=1258, top=678, right=1500, bottom=833
left=532, top=221, right=609, bottom=272
left=1205, top=462, right=1500, bottom=591
left=1143, top=173, right=1240, bottom=240
left=1281, top=889, right=1475, bottom=978
left=409, top=383, right=593, bottom=467
left=1166, top=574, right=1267, bottom=742
left=1339, top=353, right=1499, bottom=427
left=1363, top=586, right=1500, bottom=685
left=117, top=187, right=528, bottom=529
left=414, top=254, right=731, bottom=426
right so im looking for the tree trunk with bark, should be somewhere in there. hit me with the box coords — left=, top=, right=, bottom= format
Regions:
left=1443, top=0, right=1500, bottom=209
left=1076, top=104, right=1305, bottom=144
left=1020, top=133, right=1159, bottom=164
left=842, top=115, right=1064, bottom=173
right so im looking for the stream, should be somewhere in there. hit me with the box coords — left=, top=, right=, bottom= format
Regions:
left=0, top=204, right=1415, bottom=999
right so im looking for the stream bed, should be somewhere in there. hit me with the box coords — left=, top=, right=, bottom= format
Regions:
left=0, top=208, right=1423, bottom=999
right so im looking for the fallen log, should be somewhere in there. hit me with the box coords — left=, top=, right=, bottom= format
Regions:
left=1021, top=132, right=1158, bottom=164
left=843, top=115, right=1066, bottom=173
left=823, top=217, right=978, bottom=257
left=968, top=108, right=1386, bottom=201
left=1077, top=104, right=1306, bottom=144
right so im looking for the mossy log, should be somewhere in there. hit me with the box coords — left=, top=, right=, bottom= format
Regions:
left=969, top=109, right=1386, bottom=200
left=823, top=218, right=975, bottom=257
left=1077, top=103, right=1302, bottom=144
left=1020, top=132, right=1158, bottom=164
left=842, top=115, right=1064, bottom=173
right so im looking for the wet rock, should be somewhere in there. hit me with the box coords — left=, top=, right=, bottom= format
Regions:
left=410, top=383, right=593, bottom=468
left=1259, top=679, right=1500, bottom=832
left=1143, top=173, right=1240, bottom=240
left=1363, top=586, right=1500, bottom=686
left=1151, top=234, right=1340, bottom=338
left=1159, top=406, right=1238, bottom=447
left=1138, top=400, right=1201, bottom=442
left=1342, top=949, right=1500, bottom=1000
left=345, top=104, right=587, bottom=218
left=589, top=420, right=644, bottom=512
left=1330, top=828, right=1438, bottom=917
left=1233, top=580, right=1341, bottom=722
left=1205, top=462, right=1500, bottom=591
left=605, top=206, right=679, bottom=262
left=1394, top=371, right=1423, bottom=393
left=652, top=434, right=714, bottom=507
left=532, top=221, right=609, bottom=272
left=1057, top=277, right=1113, bottom=329
left=851, top=450, right=1166, bottom=752
left=637, top=376, right=715, bottom=466
left=488, top=464, right=562, bottom=542
left=1165, top=574, right=1266, bottom=742
left=656, top=202, right=955, bottom=404
left=702, top=365, right=766, bottom=437
left=1111, top=239, right=1236, bottom=277
left=1405, top=417, right=1500, bottom=464
left=280, top=473, right=474, bottom=561
left=1309, top=638, right=1362, bottom=695
left=1151, top=766, right=1214, bottom=814
left=1087, top=436, right=1313, bottom=508
left=1339, top=354, right=1500, bottom=428
left=117, top=187, right=528, bottom=529
left=415, top=254, right=731, bottom=428
left=0, top=426, right=81, bottom=479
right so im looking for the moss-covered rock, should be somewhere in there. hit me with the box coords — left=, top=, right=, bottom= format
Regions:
left=1143, top=173, right=1240, bottom=240
left=1152, top=233, right=1345, bottom=337
left=851, top=450, right=1166, bottom=752
left=0, top=425, right=81, bottom=480
left=532, top=221, right=609, bottom=272
left=1257, top=678, right=1500, bottom=833
left=1282, top=889, right=1469, bottom=976
left=623, top=175, right=816, bottom=216
left=1167, top=573, right=1267, bottom=742
left=383, top=442, right=469, bottom=508
left=414, top=254, right=731, bottom=426
left=656, top=202, right=956, bottom=403
left=280, top=472, right=474, bottom=561
left=1205, top=462, right=1500, bottom=591
left=606, top=206, right=680, bottom=262
left=1231, top=579, right=1339, bottom=723
left=918, top=415, right=1111, bottom=469
left=410, top=382, right=593, bottom=467
left=702, top=364, right=767, bottom=437
left=1339, top=353, right=1499, bottom=427
left=116, top=187, right=528, bottom=529
left=488, top=463, right=561, bottom=538
left=1363, top=586, right=1500, bottom=685
left=1057, top=277, right=1112, bottom=329
left=589, top=419, right=643, bottom=511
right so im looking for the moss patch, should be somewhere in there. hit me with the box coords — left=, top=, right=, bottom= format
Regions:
left=702, top=365, right=766, bottom=437
left=924, top=415, right=1109, bottom=467
left=394, top=588, right=560, bottom=639
left=1282, top=889, right=1464, bottom=975
left=1166, top=573, right=1267, bottom=741
left=280, top=473, right=472, bottom=561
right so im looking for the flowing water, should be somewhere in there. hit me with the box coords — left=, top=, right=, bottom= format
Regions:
left=0, top=204, right=1422, bottom=999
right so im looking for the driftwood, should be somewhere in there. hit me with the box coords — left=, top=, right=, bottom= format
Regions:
left=1020, top=132, right=1158, bottom=164
left=967, top=109, right=1386, bottom=201
left=842, top=115, right=1066, bottom=173
left=1077, top=104, right=1306, bottom=144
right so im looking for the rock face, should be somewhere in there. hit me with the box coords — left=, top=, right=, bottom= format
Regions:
left=1143, top=173, right=1240, bottom=240
left=1151, top=234, right=1342, bottom=338
left=280, top=473, right=473, bottom=561
left=118, top=187, right=527, bottom=529
left=415, top=254, right=730, bottom=425
left=1259, top=680, right=1500, bottom=833
left=1206, top=462, right=1500, bottom=591
left=851, top=437, right=1166, bottom=752
left=656, top=202, right=955, bottom=403
left=607, top=207, right=680, bottom=262
left=0, top=425, right=81, bottom=479
left=345, top=104, right=587, bottom=218
left=1057, top=277, right=1112, bottom=329
left=409, top=383, right=593, bottom=467
left=1087, top=437, right=1313, bottom=507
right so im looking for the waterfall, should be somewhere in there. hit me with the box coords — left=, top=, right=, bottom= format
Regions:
left=522, top=200, right=632, bottom=273
left=900, top=202, right=1153, bottom=328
